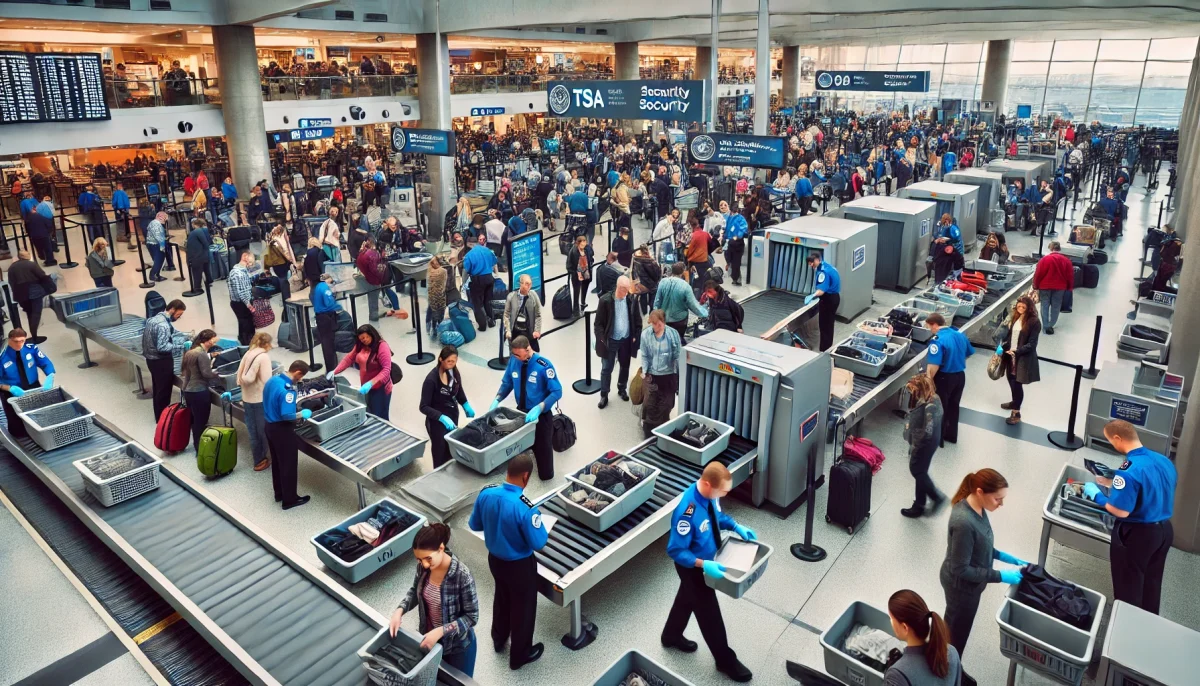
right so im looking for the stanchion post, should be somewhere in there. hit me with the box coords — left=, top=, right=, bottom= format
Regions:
left=173, top=243, right=189, bottom=283
left=56, top=207, right=77, bottom=268
left=1047, top=363, right=1085, bottom=450
left=1082, top=316, right=1102, bottom=380
left=571, top=310, right=602, bottom=395
left=488, top=321, right=509, bottom=370
left=790, top=442, right=827, bottom=562
left=104, top=218, right=126, bottom=266
left=405, top=279, right=434, bottom=365
left=134, top=212, right=152, bottom=288
left=204, top=278, right=215, bottom=326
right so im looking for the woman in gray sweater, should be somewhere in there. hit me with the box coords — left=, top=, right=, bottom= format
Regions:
left=885, top=589, right=961, bottom=685
left=902, top=374, right=945, bottom=518
left=180, top=329, right=221, bottom=450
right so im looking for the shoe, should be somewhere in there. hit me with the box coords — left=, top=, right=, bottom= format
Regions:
left=1046, top=326, right=1055, bottom=335
left=154, top=276, right=168, bottom=282
left=30, top=336, right=47, bottom=345
left=598, top=395, right=608, bottom=409
left=1061, top=308, right=1073, bottom=313
left=928, top=493, right=947, bottom=515
left=901, top=504, right=926, bottom=518
left=1006, top=411, right=1021, bottom=426
left=254, top=459, right=270, bottom=472
left=661, top=635, right=698, bottom=653
left=493, top=638, right=507, bottom=653
left=1001, top=402, right=1015, bottom=410
left=163, top=266, right=176, bottom=272
left=478, top=325, right=487, bottom=332
left=717, top=657, right=753, bottom=683
left=510, top=643, right=544, bottom=670
left=283, top=495, right=311, bottom=510
left=618, top=389, right=629, bottom=401
left=732, top=280, right=742, bottom=286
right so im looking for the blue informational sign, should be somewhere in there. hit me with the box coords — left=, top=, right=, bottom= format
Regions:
left=270, top=127, right=335, bottom=145
left=1016, top=105, right=1033, bottom=118
left=687, top=132, right=785, bottom=169
left=546, top=79, right=707, bottom=122
left=800, top=410, right=820, bottom=442
left=920, top=218, right=931, bottom=237
left=1110, top=398, right=1150, bottom=427
left=471, top=107, right=505, bottom=117
left=508, top=230, right=545, bottom=301
left=298, top=117, right=332, bottom=128
left=814, top=70, right=930, bottom=93
left=852, top=245, right=867, bottom=271
left=390, top=127, right=456, bottom=157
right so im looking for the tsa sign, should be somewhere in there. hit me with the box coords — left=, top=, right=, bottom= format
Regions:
left=546, top=79, right=707, bottom=122
left=1110, top=399, right=1149, bottom=427
left=471, top=107, right=505, bottom=117
left=852, top=245, right=867, bottom=271
left=687, top=132, right=786, bottom=169
left=390, top=127, right=456, bottom=157
left=815, top=70, right=930, bottom=92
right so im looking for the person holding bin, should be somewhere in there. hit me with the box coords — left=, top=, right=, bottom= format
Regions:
left=420, top=345, right=475, bottom=468
left=0, top=328, right=55, bottom=439
left=489, top=336, right=562, bottom=480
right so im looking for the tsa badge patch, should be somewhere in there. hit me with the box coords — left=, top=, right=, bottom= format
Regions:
left=1113, top=476, right=1126, bottom=490
left=676, top=519, right=691, bottom=536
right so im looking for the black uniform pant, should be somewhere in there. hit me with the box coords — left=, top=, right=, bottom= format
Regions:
left=488, top=553, right=537, bottom=667
left=935, top=370, right=966, bottom=443
left=469, top=274, right=494, bottom=330
left=725, top=238, right=744, bottom=284
left=231, top=301, right=255, bottom=346
left=942, top=582, right=983, bottom=660
left=264, top=421, right=300, bottom=505
left=520, top=409, right=554, bottom=480
left=1111, top=519, right=1173, bottom=615
left=147, top=356, right=176, bottom=424
left=182, top=389, right=212, bottom=450
left=426, top=417, right=452, bottom=468
left=19, top=299, right=43, bottom=339
left=909, top=439, right=941, bottom=508
left=817, top=292, right=840, bottom=352
left=663, top=563, right=737, bottom=668
left=314, top=310, right=339, bottom=372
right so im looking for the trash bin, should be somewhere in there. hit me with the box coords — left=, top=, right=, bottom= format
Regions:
left=311, top=498, right=426, bottom=584
left=589, top=650, right=695, bottom=686
left=651, top=412, right=733, bottom=466
left=705, top=535, right=772, bottom=600
left=996, top=582, right=1106, bottom=686
left=820, top=601, right=897, bottom=686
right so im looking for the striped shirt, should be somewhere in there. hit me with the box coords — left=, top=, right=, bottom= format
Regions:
left=228, top=265, right=252, bottom=304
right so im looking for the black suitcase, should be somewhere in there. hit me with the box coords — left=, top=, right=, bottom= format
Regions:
left=551, top=285, right=573, bottom=320
left=1072, top=265, right=1083, bottom=288
left=826, top=457, right=872, bottom=534
left=1087, top=249, right=1108, bottom=265
left=1080, top=263, right=1100, bottom=289
left=559, top=231, right=573, bottom=256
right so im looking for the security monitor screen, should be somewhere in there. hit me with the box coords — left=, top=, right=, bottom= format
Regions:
left=0, top=51, right=111, bottom=125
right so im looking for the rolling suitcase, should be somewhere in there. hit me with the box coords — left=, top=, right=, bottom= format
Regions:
left=1080, top=263, right=1100, bottom=289
left=197, top=400, right=237, bottom=477
left=552, top=285, right=573, bottom=320
left=154, top=403, right=192, bottom=454
left=826, top=456, right=872, bottom=534
left=1087, top=249, right=1108, bottom=265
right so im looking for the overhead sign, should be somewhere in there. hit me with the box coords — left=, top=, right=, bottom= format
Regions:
left=814, top=70, right=930, bottom=93
left=0, top=51, right=110, bottom=125
left=508, top=230, right=545, bottom=301
left=270, top=127, right=335, bottom=145
left=390, top=127, right=456, bottom=156
left=687, top=132, right=785, bottom=169
left=546, top=79, right=707, bottom=122
left=470, top=107, right=505, bottom=117
left=298, top=117, right=332, bottom=128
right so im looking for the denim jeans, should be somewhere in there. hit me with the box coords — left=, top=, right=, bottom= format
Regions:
left=443, top=629, right=477, bottom=677
left=1039, top=289, right=1064, bottom=328
left=148, top=243, right=165, bottom=280
left=365, top=387, right=390, bottom=420
left=243, top=401, right=268, bottom=464
left=367, top=287, right=401, bottom=320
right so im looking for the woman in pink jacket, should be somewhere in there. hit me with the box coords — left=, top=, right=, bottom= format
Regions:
left=332, top=324, right=394, bottom=420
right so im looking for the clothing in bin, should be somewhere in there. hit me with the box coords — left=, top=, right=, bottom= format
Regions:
left=576, top=455, right=650, bottom=498
left=315, top=501, right=420, bottom=562
left=363, top=641, right=429, bottom=685
left=453, top=408, right=526, bottom=448
left=841, top=624, right=904, bottom=673
left=669, top=419, right=722, bottom=449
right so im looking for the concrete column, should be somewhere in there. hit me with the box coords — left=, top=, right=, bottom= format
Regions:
left=1171, top=354, right=1200, bottom=552
left=781, top=45, right=801, bottom=108
left=417, top=32, right=454, bottom=240
left=981, top=40, right=1012, bottom=118
left=614, top=42, right=640, bottom=81
left=211, top=25, right=271, bottom=197
left=1170, top=42, right=1200, bottom=239
left=753, top=0, right=769, bottom=135
left=708, top=0, right=722, bottom=132
left=695, top=47, right=712, bottom=88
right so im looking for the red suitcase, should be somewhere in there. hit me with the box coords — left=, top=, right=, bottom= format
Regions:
left=155, top=403, right=192, bottom=453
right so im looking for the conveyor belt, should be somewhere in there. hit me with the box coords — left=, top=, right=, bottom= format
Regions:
left=740, top=289, right=808, bottom=338
left=96, top=314, right=184, bottom=373
left=296, top=414, right=425, bottom=480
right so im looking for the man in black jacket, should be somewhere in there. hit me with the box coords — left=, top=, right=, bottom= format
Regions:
left=594, top=276, right=643, bottom=409
left=649, top=170, right=672, bottom=220
left=594, top=251, right=622, bottom=296
left=184, top=218, right=212, bottom=295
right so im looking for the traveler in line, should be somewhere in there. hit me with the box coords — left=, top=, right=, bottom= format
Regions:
left=303, top=236, right=328, bottom=288
left=805, top=251, right=842, bottom=351
left=87, top=237, right=115, bottom=288
left=654, top=262, right=708, bottom=341
left=484, top=210, right=507, bottom=271
left=7, top=250, right=51, bottom=344
left=631, top=244, right=661, bottom=312
left=0, top=328, right=55, bottom=439
left=595, top=276, right=643, bottom=409
left=27, top=197, right=58, bottom=266
left=467, top=454, right=549, bottom=670
left=653, top=208, right=682, bottom=263
left=567, top=234, right=595, bottom=316
left=998, top=296, right=1041, bottom=426
left=426, top=257, right=450, bottom=338
left=685, top=213, right=710, bottom=279
left=142, top=299, right=186, bottom=422
left=925, top=313, right=974, bottom=445
left=884, top=589, right=961, bottom=686
left=503, top=274, right=542, bottom=352
left=180, top=329, right=221, bottom=450
left=145, top=211, right=169, bottom=281
left=720, top=200, right=748, bottom=286
left=264, top=223, right=298, bottom=306
left=701, top=281, right=744, bottom=333
left=390, top=523, right=480, bottom=677
left=612, top=225, right=634, bottom=268
left=420, top=345, right=474, bottom=468
left=77, top=183, right=104, bottom=241
left=463, top=234, right=498, bottom=331
left=490, top=336, right=562, bottom=480
left=662, top=461, right=756, bottom=683
left=356, top=237, right=406, bottom=321
left=1081, top=419, right=1177, bottom=615
left=111, top=180, right=131, bottom=244
left=639, top=309, right=682, bottom=438
left=319, top=206, right=343, bottom=262
left=226, top=332, right=274, bottom=471
left=331, top=324, right=395, bottom=420
left=184, top=218, right=212, bottom=294
left=263, top=360, right=313, bottom=510
left=311, top=272, right=342, bottom=374
left=594, top=251, right=622, bottom=296
left=1032, top=241, right=1073, bottom=334
left=228, top=250, right=258, bottom=345
left=940, top=469, right=1026, bottom=681
left=901, top=374, right=945, bottom=518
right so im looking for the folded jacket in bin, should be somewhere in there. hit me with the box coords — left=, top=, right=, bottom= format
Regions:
left=313, top=501, right=420, bottom=563
left=841, top=624, right=904, bottom=673
left=1014, top=564, right=1095, bottom=630
left=576, top=455, right=651, bottom=497
left=454, top=407, right=526, bottom=449
left=364, top=641, right=429, bottom=685
left=669, top=419, right=724, bottom=450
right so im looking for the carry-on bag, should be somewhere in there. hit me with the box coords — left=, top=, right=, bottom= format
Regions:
left=551, top=285, right=573, bottom=320
left=154, top=402, right=192, bottom=454
left=197, top=399, right=237, bottom=478
left=826, top=455, right=871, bottom=534
left=448, top=301, right=476, bottom=344
left=251, top=299, right=275, bottom=329
left=1080, top=264, right=1100, bottom=289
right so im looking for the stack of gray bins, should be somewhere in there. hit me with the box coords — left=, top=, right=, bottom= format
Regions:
left=831, top=335, right=887, bottom=379
left=1118, top=314, right=1171, bottom=362
left=557, top=452, right=660, bottom=532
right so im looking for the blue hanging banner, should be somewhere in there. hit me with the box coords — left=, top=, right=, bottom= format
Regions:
left=545, top=79, right=708, bottom=122
left=390, top=127, right=456, bottom=157
left=687, top=132, right=786, bottom=169
left=814, top=70, right=930, bottom=93
left=508, top=230, right=545, bottom=301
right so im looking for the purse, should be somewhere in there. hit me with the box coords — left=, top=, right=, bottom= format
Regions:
left=987, top=353, right=1006, bottom=380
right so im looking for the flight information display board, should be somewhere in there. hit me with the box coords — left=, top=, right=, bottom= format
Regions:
left=0, top=52, right=110, bottom=125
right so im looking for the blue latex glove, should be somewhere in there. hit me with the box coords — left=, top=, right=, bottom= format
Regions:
left=325, top=371, right=335, bottom=381
left=525, top=404, right=543, bottom=423
left=997, top=550, right=1027, bottom=567
left=299, top=409, right=312, bottom=420
left=463, top=401, right=476, bottom=418
left=439, top=415, right=455, bottom=431
left=220, top=391, right=232, bottom=401
left=804, top=293, right=816, bottom=305
left=996, top=345, right=1004, bottom=355
left=8, top=386, right=24, bottom=397
left=999, top=569, right=1023, bottom=585
left=359, top=380, right=373, bottom=395
left=702, top=560, right=727, bottom=580
left=489, top=398, right=500, bottom=413
left=1082, top=482, right=1102, bottom=500
left=42, top=373, right=54, bottom=390
left=734, top=524, right=757, bottom=541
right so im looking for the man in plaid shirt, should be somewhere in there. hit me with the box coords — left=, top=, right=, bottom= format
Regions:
left=228, top=250, right=256, bottom=345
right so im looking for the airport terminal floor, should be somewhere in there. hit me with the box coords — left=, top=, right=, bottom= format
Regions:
left=1, top=161, right=1196, bottom=686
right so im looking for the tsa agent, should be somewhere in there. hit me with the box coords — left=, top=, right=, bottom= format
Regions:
left=0, top=328, right=55, bottom=439
left=933, top=213, right=964, bottom=263
left=263, top=360, right=313, bottom=511
left=662, top=462, right=755, bottom=683
left=1082, top=419, right=1177, bottom=615
left=490, top=336, right=563, bottom=480
left=925, top=313, right=973, bottom=445
left=720, top=200, right=748, bottom=286
left=419, top=345, right=475, bottom=468
left=804, top=251, right=841, bottom=352
left=142, top=299, right=187, bottom=423
left=311, top=273, right=342, bottom=374
left=467, top=454, right=548, bottom=671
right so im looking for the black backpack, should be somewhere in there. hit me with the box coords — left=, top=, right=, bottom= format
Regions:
left=886, top=308, right=915, bottom=338
left=551, top=408, right=576, bottom=452
left=145, top=291, right=166, bottom=319
left=1015, top=565, right=1094, bottom=630
left=551, top=285, right=573, bottom=320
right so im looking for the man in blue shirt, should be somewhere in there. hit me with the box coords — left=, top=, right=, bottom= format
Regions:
left=18, top=189, right=38, bottom=220
left=311, top=273, right=342, bottom=374
left=263, top=360, right=313, bottom=510
left=924, top=313, right=974, bottom=444
left=720, top=201, right=748, bottom=285
left=490, top=336, right=563, bottom=480
left=1082, top=419, right=1177, bottom=615
left=462, top=236, right=498, bottom=331
left=805, top=251, right=841, bottom=351
left=662, top=462, right=755, bottom=683
left=468, top=454, right=549, bottom=669
left=77, top=184, right=104, bottom=241
left=0, top=328, right=55, bottom=438
left=111, top=181, right=131, bottom=245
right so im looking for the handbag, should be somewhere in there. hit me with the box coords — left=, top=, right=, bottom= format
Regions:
left=251, top=299, right=275, bottom=328
left=550, top=407, right=577, bottom=452
left=987, top=353, right=1006, bottom=380
left=288, top=265, right=307, bottom=293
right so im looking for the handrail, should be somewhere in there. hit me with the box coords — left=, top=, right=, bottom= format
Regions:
left=106, top=77, right=220, bottom=109
left=261, top=74, right=418, bottom=101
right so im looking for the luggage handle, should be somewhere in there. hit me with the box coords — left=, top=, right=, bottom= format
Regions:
left=221, top=395, right=234, bottom=427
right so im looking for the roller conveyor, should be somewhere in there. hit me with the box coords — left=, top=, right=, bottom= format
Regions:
left=738, top=289, right=819, bottom=342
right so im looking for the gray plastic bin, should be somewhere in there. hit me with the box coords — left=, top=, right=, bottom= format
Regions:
left=996, top=582, right=1106, bottom=686
left=705, top=536, right=772, bottom=599
left=303, top=394, right=367, bottom=441
left=832, top=339, right=887, bottom=378
left=820, top=601, right=897, bottom=686
left=18, top=399, right=97, bottom=451
left=652, top=412, right=733, bottom=466
left=590, top=650, right=695, bottom=686
left=311, top=498, right=426, bottom=584
left=445, top=407, right=537, bottom=474
left=557, top=452, right=660, bottom=532
left=357, top=625, right=442, bottom=686
left=7, top=386, right=74, bottom=414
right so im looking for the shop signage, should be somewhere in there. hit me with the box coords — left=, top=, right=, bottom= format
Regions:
left=390, top=127, right=456, bottom=156
left=298, top=118, right=332, bottom=128
left=546, top=79, right=707, bottom=122
left=814, top=70, right=930, bottom=93
left=1110, top=398, right=1149, bottom=427
left=508, top=230, right=545, bottom=300
left=270, top=127, right=335, bottom=145
left=687, top=132, right=785, bottom=169
left=470, top=107, right=505, bottom=117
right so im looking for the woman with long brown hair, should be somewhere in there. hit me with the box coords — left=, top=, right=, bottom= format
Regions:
left=901, top=374, right=945, bottom=518
left=998, top=295, right=1041, bottom=426
left=885, top=589, right=961, bottom=685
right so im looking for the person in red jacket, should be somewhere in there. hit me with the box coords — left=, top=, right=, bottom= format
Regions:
left=1032, top=241, right=1074, bottom=334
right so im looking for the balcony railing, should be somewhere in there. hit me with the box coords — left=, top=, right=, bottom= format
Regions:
left=106, top=77, right=221, bottom=109
left=450, top=71, right=611, bottom=95
left=261, top=75, right=419, bottom=101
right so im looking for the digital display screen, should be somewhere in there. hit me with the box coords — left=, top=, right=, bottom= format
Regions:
left=0, top=51, right=110, bottom=125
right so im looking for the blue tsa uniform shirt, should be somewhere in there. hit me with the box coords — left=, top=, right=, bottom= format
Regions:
left=667, top=483, right=736, bottom=568
left=0, top=343, right=54, bottom=389
left=497, top=353, right=564, bottom=413
left=1098, top=448, right=1177, bottom=523
left=469, top=483, right=549, bottom=560
left=936, top=222, right=964, bottom=255
left=927, top=327, right=973, bottom=373
left=816, top=262, right=841, bottom=294
left=263, top=375, right=299, bottom=423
